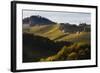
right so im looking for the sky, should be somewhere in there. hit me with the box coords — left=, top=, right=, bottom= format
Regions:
left=23, top=10, right=91, bottom=25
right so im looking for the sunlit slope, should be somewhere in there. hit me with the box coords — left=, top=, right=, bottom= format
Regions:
left=57, top=32, right=90, bottom=43
left=23, top=24, right=91, bottom=62
left=27, top=24, right=68, bottom=40
left=23, top=24, right=90, bottom=43
left=29, top=25, right=55, bottom=34
left=43, top=24, right=68, bottom=40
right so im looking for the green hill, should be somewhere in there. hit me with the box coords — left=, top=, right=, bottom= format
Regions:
left=23, top=24, right=91, bottom=62
left=23, top=24, right=90, bottom=43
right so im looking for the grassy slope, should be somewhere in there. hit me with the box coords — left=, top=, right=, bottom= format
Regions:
left=25, top=24, right=69, bottom=40
left=24, top=24, right=90, bottom=43
left=57, top=32, right=90, bottom=43
left=23, top=24, right=91, bottom=62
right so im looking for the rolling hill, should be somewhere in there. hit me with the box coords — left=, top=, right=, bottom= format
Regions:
left=22, top=16, right=91, bottom=62
left=23, top=24, right=90, bottom=43
left=23, top=15, right=55, bottom=25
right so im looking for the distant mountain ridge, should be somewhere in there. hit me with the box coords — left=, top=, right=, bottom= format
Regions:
left=23, top=15, right=90, bottom=33
left=23, top=15, right=56, bottom=25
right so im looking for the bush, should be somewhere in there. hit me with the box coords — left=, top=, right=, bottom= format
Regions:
left=67, top=52, right=78, bottom=60
left=40, top=42, right=90, bottom=61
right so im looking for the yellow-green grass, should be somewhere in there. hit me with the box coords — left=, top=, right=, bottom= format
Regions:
left=23, top=24, right=67, bottom=40
left=23, top=24, right=90, bottom=43
left=43, top=24, right=67, bottom=40
left=57, top=32, right=90, bottom=43
left=29, top=25, right=55, bottom=34
left=23, top=24, right=91, bottom=62
left=40, top=42, right=90, bottom=61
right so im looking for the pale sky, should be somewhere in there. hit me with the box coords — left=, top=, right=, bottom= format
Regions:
left=23, top=10, right=91, bottom=25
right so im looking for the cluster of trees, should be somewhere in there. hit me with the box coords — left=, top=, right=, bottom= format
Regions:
left=59, top=23, right=90, bottom=33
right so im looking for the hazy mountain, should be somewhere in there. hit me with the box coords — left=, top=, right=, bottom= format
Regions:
left=23, top=17, right=30, bottom=24
left=23, top=15, right=56, bottom=25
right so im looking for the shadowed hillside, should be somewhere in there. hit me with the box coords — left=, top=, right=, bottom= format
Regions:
left=23, top=33, right=72, bottom=62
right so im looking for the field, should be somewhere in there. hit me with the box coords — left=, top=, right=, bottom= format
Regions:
left=23, top=24, right=91, bottom=62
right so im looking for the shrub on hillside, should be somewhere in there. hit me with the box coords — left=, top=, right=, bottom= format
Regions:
left=67, top=52, right=78, bottom=60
